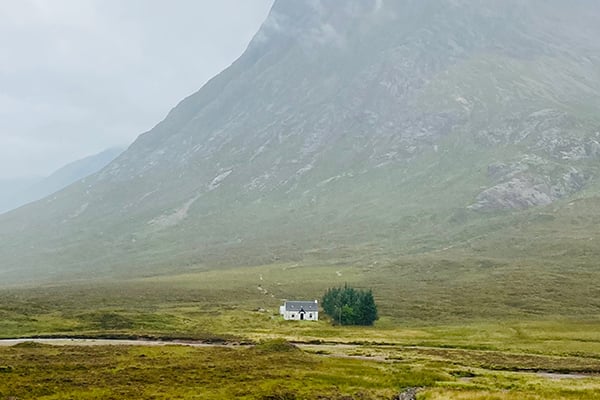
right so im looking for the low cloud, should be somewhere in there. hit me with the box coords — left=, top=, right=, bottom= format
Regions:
left=0, top=0, right=273, bottom=179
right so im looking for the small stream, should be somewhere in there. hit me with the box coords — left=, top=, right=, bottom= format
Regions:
left=0, top=338, right=233, bottom=348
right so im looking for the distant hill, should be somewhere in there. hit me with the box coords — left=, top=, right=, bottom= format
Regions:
left=0, top=0, right=600, bottom=284
left=0, top=177, right=42, bottom=212
left=0, top=147, right=123, bottom=214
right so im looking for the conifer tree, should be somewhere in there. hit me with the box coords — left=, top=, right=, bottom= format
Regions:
left=321, top=285, right=378, bottom=326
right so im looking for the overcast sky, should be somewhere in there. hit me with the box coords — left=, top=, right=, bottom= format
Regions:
left=0, top=0, right=273, bottom=179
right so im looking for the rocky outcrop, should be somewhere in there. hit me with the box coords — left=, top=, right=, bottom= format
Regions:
left=470, top=176, right=554, bottom=211
left=470, top=155, right=588, bottom=211
left=393, top=388, right=418, bottom=400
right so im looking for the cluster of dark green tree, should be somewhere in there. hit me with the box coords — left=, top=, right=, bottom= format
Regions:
left=321, top=285, right=378, bottom=326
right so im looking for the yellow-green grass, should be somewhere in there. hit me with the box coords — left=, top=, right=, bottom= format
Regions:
left=0, top=342, right=420, bottom=399
left=2, top=263, right=600, bottom=353
left=2, top=261, right=600, bottom=399
left=0, top=341, right=599, bottom=399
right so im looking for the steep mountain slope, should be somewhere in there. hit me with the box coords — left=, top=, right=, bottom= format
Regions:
left=1, top=0, right=600, bottom=284
left=0, top=148, right=123, bottom=214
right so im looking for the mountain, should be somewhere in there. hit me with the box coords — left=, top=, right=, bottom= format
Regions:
left=1, top=0, right=600, bottom=284
left=0, top=148, right=123, bottom=214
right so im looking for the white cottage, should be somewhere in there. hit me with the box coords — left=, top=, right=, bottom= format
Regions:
left=279, top=300, right=319, bottom=321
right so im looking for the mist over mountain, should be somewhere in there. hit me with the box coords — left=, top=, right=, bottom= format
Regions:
left=0, top=177, right=42, bottom=212
left=0, top=148, right=123, bottom=215
left=1, top=0, right=600, bottom=284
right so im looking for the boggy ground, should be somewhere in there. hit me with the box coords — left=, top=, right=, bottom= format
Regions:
left=0, top=338, right=599, bottom=399
left=2, top=264, right=600, bottom=399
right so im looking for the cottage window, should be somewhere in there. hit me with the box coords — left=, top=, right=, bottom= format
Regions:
left=292, top=314, right=295, bottom=318
left=309, top=313, right=312, bottom=319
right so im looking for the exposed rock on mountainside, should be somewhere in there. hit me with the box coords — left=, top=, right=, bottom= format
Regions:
left=0, top=0, right=599, bottom=283
left=470, top=155, right=588, bottom=211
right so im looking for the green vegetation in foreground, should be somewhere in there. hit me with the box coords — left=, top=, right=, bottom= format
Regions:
left=0, top=342, right=401, bottom=399
left=0, top=340, right=599, bottom=399
left=1, top=262, right=600, bottom=398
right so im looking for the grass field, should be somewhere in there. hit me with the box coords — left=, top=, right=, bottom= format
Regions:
left=2, top=258, right=599, bottom=338
left=1, top=261, right=600, bottom=399
left=0, top=339, right=599, bottom=399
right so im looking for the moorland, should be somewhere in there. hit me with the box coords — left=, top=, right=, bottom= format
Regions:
left=1, top=259, right=600, bottom=399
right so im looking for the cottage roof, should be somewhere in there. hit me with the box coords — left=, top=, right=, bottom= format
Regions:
left=284, top=300, right=318, bottom=312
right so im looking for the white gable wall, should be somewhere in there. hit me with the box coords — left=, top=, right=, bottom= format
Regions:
left=282, top=310, right=318, bottom=321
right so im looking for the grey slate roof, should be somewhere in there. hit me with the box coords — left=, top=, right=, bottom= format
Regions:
left=284, top=300, right=318, bottom=312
